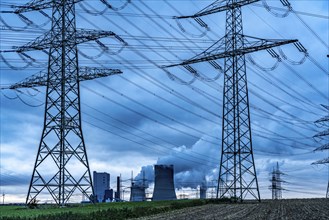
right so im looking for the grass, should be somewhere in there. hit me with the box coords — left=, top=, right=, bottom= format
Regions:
left=0, top=199, right=228, bottom=220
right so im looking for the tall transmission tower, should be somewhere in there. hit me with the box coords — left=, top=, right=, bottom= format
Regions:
left=2, top=0, right=123, bottom=205
left=312, top=104, right=329, bottom=199
left=269, top=162, right=284, bottom=200
left=165, top=0, right=298, bottom=201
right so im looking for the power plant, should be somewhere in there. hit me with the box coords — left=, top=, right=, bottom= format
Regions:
left=130, top=183, right=147, bottom=202
left=93, top=171, right=110, bottom=203
left=152, top=165, right=177, bottom=201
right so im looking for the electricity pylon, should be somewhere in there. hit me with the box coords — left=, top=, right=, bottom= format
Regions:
left=269, top=162, right=284, bottom=200
left=4, top=0, right=122, bottom=205
left=165, top=0, right=298, bottom=201
left=312, top=104, right=329, bottom=199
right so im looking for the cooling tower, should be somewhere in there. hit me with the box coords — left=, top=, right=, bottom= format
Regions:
left=130, top=183, right=146, bottom=202
left=200, top=186, right=207, bottom=199
left=153, top=165, right=176, bottom=201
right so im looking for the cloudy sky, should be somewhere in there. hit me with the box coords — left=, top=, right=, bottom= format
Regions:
left=0, top=0, right=328, bottom=203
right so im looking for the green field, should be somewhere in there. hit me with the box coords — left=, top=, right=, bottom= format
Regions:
left=0, top=199, right=224, bottom=220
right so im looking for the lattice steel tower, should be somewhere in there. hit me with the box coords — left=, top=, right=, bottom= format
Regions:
left=165, top=0, right=298, bottom=201
left=312, top=104, right=329, bottom=199
left=4, top=0, right=122, bottom=205
left=269, top=162, right=284, bottom=200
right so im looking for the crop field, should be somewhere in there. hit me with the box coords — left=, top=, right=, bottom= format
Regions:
left=137, top=199, right=329, bottom=220
left=0, top=198, right=328, bottom=220
left=0, top=199, right=215, bottom=220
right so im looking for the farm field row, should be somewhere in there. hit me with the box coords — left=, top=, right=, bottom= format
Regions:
left=137, top=199, right=329, bottom=220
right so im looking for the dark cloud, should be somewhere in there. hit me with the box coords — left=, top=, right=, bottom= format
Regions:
left=0, top=172, right=30, bottom=186
left=1, top=0, right=328, bottom=202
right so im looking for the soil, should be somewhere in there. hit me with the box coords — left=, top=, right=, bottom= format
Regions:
left=134, top=199, right=329, bottom=220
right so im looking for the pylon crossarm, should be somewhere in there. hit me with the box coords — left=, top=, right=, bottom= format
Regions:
left=312, top=157, right=329, bottom=165
left=314, top=129, right=329, bottom=138
left=13, top=0, right=54, bottom=13
left=9, top=71, right=47, bottom=89
left=314, top=143, right=329, bottom=152
left=164, top=37, right=297, bottom=68
left=6, top=67, right=122, bottom=90
left=13, top=0, right=83, bottom=14
left=11, top=31, right=52, bottom=52
left=79, top=66, right=122, bottom=81
left=175, top=0, right=260, bottom=19
left=76, top=29, right=120, bottom=44
left=315, top=116, right=329, bottom=124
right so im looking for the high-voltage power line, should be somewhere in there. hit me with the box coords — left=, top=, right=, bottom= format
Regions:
left=2, top=0, right=123, bottom=206
left=164, top=0, right=299, bottom=201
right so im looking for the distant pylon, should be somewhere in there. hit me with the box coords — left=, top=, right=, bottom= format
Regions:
left=164, top=0, right=298, bottom=201
left=269, top=162, right=284, bottom=200
left=4, top=0, right=123, bottom=206
left=312, top=104, right=329, bottom=199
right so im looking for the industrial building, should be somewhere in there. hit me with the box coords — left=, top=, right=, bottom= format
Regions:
left=114, top=176, right=121, bottom=201
left=104, top=189, right=113, bottom=202
left=93, top=171, right=110, bottom=203
left=153, top=165, right=176, bottom=201
left=130, top=182, right=146, bottom=202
